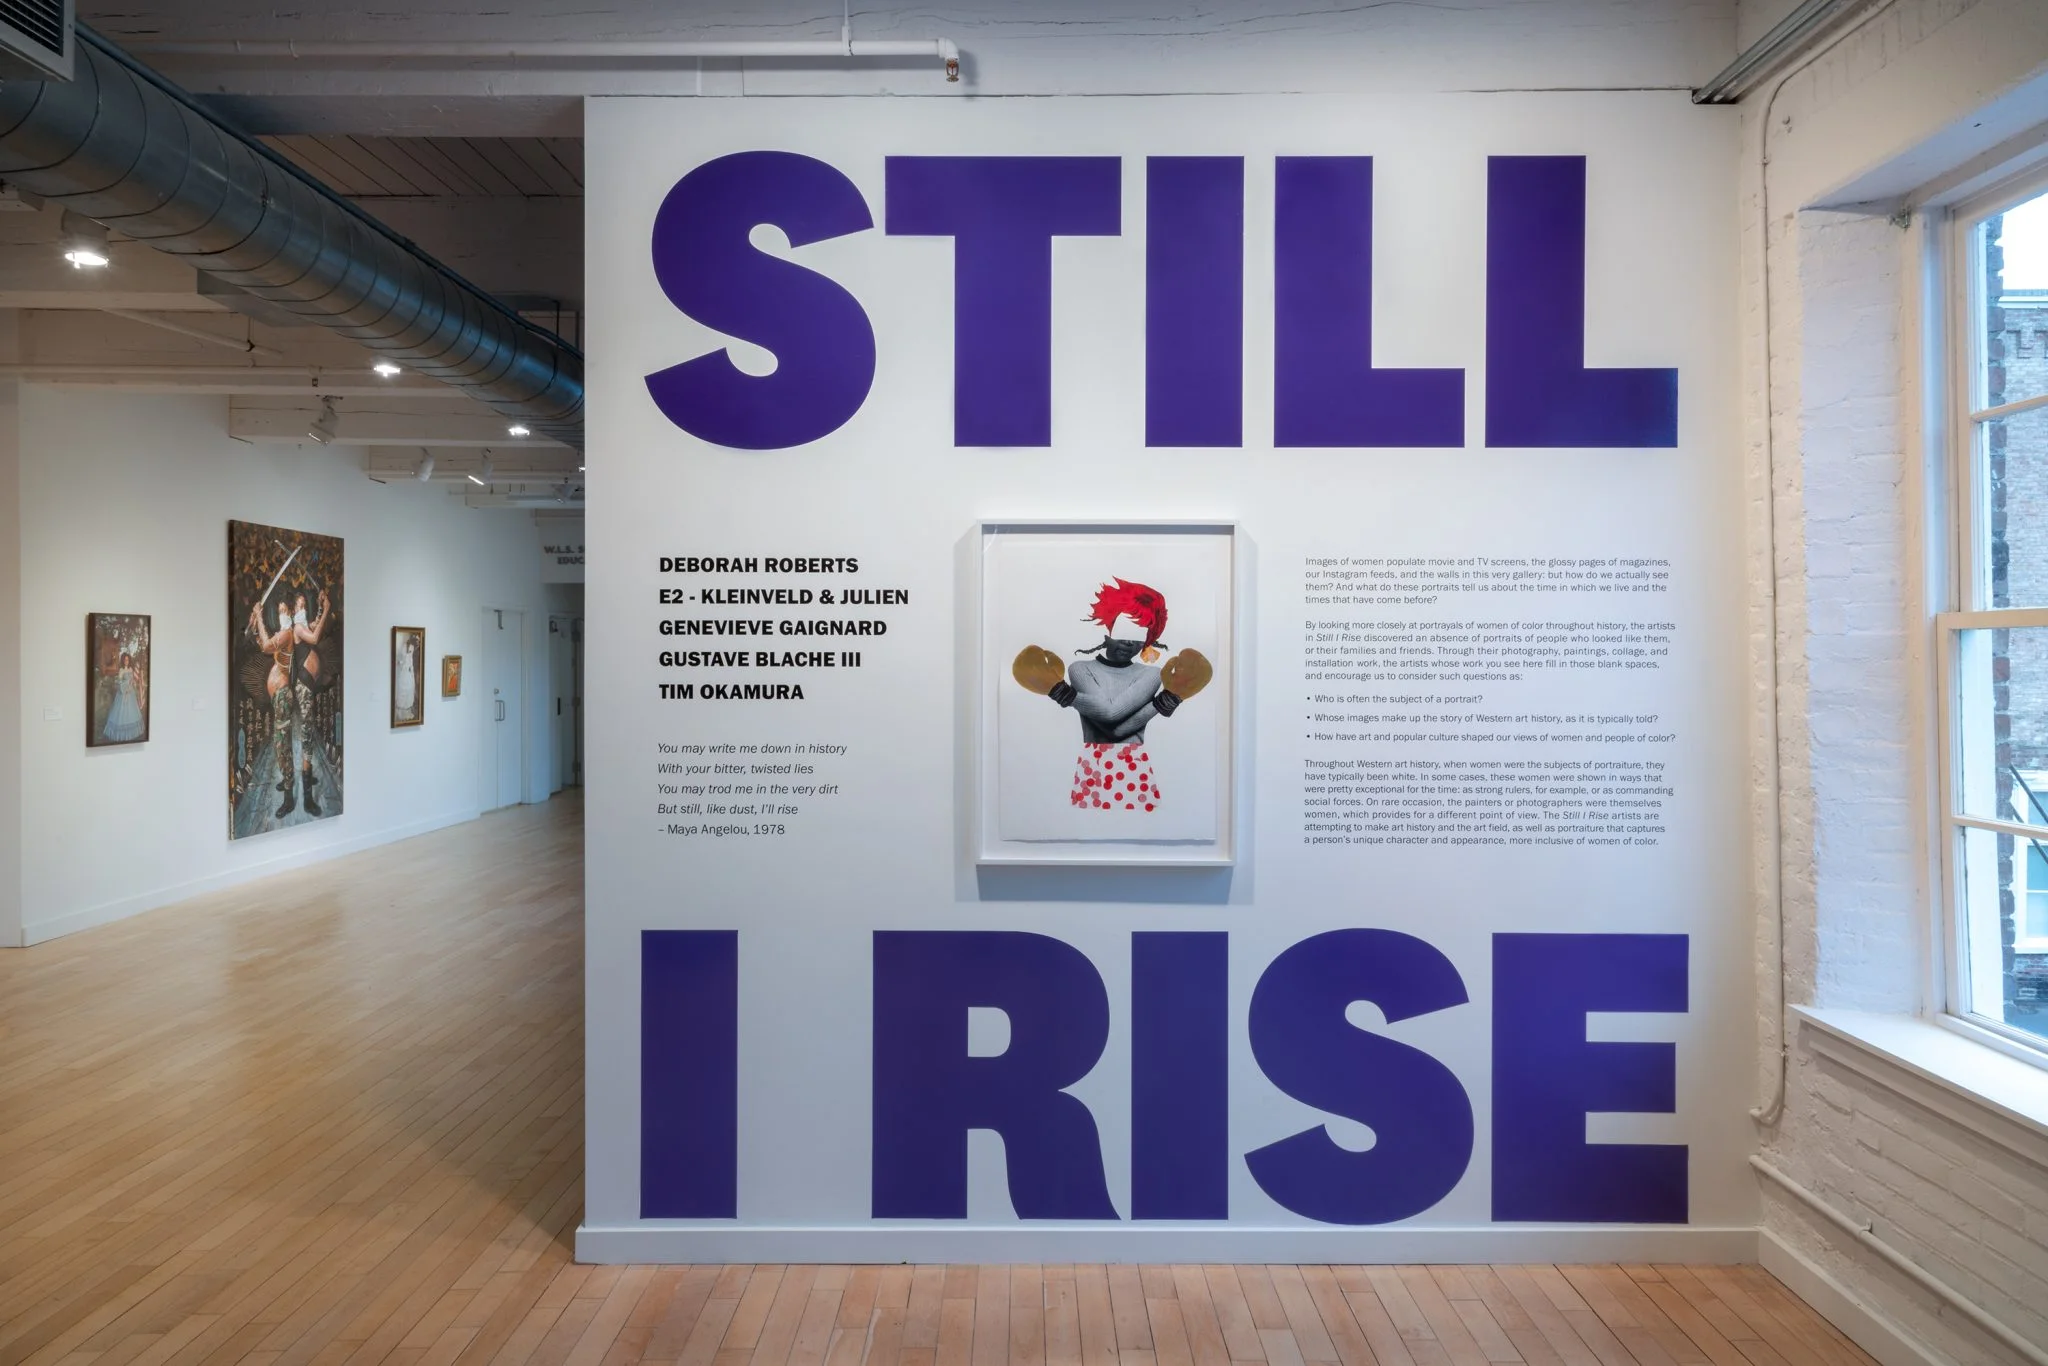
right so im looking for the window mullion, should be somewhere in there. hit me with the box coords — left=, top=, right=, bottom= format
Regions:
left=1969, top=391, right=2048, bottom=425
left=1952, top=812, right=2048, bottom=842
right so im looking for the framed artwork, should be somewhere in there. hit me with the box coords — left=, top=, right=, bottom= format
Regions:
left=441, top=654, right=462, bottom=698
left=391, top=627, right=426, bottom=727
left=229, top=520, right=343, bottom=838
left=86, top=612, right=151, bottom=748
left=977, top=522, right=1237, bottom=866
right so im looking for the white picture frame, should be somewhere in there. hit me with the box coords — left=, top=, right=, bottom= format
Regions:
left=975, top=521, right=1238, bottom=867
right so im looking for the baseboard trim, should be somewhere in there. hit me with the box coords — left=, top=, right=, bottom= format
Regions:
left=1758, top=1229, right=1950, bottom=1366
left=19, top=808, right=480, bottom=946
left=574, top=1223, right=1760, bottom=1266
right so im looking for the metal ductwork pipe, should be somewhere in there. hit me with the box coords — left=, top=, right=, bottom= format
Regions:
left=0, top=26, right=584, bottom=449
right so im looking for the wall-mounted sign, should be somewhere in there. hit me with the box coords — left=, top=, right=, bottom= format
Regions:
left=539, top=517, right=585, bottom=583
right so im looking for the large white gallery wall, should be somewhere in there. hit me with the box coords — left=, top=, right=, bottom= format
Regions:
left=582, top=90, right=1748, bottom=1260
left=1, top=386, right=558, bottom=945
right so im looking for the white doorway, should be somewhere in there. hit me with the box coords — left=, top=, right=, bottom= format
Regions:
left=549, top=613, right=583, bottom=792
left=480, top=607, right=525, bottom=812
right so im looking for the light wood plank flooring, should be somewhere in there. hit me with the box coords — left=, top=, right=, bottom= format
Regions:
left=0, top=794, right=1875, bottom=1366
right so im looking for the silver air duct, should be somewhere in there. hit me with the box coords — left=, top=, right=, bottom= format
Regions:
left=0, top=26, right=584, bottom=448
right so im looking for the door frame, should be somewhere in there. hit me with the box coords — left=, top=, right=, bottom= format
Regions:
left=478, top=604, right=531, bottom=811
left=549, top=613, right=575, bottom=794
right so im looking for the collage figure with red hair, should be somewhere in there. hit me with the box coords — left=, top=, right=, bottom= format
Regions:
left=1012, top=577, right=1214, bottom=813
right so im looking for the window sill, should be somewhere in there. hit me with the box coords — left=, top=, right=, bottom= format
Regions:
left=1794, top=1006, right=2048, bottom=1167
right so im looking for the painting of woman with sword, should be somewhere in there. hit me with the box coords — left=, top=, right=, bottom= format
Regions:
left=228, top=520, right=344, bottom=838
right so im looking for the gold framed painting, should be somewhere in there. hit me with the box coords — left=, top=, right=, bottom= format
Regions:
left=391, top=627, right=426, bottom=728
left=441, top=654, right=462, bottom=698
left=86, top=612, right=151, bottom=748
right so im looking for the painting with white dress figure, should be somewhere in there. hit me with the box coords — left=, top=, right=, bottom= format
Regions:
left=86, top=613, right=150, bottom=748
left=980, top=524, right=1236, bottom=865
left=391, top=627, right=425, bottom=728
left=228, top=519, right=344, bottom=839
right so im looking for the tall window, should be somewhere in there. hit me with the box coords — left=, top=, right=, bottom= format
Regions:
left=1946, top=183, right=2048, bottom=1052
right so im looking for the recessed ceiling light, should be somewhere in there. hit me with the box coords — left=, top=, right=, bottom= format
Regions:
left=59, top=210, right=109, bottom=269
left=507, top=423, right=531, bottom=438
left=373, top=361, right=402, bottom=378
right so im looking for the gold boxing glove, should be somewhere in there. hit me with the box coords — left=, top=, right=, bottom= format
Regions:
left=1159, top=648, right=1214, bottom=700
left=1012, top=645, right=1067, bottom=696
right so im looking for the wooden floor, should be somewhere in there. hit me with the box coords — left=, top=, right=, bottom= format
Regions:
left=0, top=795, right=1875, bottom=1366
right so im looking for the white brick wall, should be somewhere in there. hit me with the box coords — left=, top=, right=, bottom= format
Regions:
left=1782, top=209, right=1923, bottom=1017
left=1744, top=0, right=2048, bottom=1361
left=1771, top=1051, right=2048, bottom=1360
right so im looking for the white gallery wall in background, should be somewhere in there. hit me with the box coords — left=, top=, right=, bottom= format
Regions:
left=0, top=377, right=21, bottom=950
left=584, top=93, right=1744, bottom=1260
left=12, top=388, right=557, bottom=945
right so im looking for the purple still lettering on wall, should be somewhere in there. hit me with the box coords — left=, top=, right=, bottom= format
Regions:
left=1486, top=158, right=1679, bottom=447
left=644, top=153, right=1678, bottom=452
left=1243, top=928, right=1474, bottom=1223
left=1146, top=158, right=1244, bottom=448
left=640, top=929, right=1689, bottom=1225
left=1274, top=158, right=1464, bottom=448
left=646, top=151, right=876, bottom=450
left=885, top=157, right=1122, bottom=446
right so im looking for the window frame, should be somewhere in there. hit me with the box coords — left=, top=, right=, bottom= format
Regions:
left=1936, top=167, right=2048, bottom=1067
left=2008, top=768, right=2048, bottom=953
left=2007, top=770, right=2048, bottom=950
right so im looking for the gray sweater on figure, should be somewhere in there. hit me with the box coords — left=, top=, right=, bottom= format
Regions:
left=1059, top=658, right=1179, bottom=744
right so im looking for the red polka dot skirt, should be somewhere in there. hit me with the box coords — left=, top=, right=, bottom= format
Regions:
left=1070, top=741, right=1160, bottom=812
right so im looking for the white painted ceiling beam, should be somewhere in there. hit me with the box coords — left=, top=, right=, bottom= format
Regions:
left=0, top=243, right=224, bottom=312
left=25, top=308, right=287, bottom=361
left=13, top=311, right=471, bottom=391
left=231, top=395, right=571, bottom=448
left=368, top=447, right=586, bottom=508
left=0, top=366, right=481, bottom=398
left=12, top=306, right=578, bottom=401
left=0, top=288, right=226, bottom=312
left=365, top=446, right=579, bottom=483
left=463, top=490, right=585, bottom=508
left=383, top=475, right=582, bottom=492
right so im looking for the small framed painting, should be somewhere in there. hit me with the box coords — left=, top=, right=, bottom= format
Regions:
left=86, top=612, right=151, bottom=748
left=441, top=654, right=462, bottom=698
left=977, top=522, right=1238, bottom=866
left=391, top=627, right=425, bottom=727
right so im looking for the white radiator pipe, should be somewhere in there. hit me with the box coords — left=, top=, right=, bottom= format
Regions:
left=1751, top=1157, right=2048, bottom=1366
left=129, top=38, right=964, bottom=80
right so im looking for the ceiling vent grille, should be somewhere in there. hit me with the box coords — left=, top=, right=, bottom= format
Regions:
left=0, top=0, right=71, bottom=80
